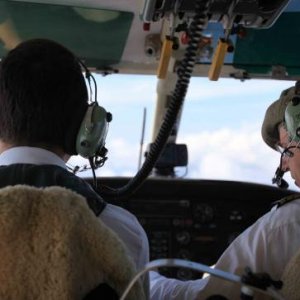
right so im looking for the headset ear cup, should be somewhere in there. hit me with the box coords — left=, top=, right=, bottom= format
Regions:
left=76, top=103, right=111, bottom=158
left=285, top=101, right=300, bottom=142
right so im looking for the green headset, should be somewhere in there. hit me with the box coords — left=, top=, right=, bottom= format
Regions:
left=75, top=60, right=112, bottom=161
left=285, top=94, right=300, bottom=143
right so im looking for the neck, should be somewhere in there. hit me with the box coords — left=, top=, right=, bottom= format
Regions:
left=0, top=141, right=13, bottom=154
left=0, top=141, right=70, bottom=162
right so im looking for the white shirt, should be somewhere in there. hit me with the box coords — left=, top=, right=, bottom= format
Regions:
left=0, top=147, right=150, bottom=273
left=150, top=197, right=300, bottom=299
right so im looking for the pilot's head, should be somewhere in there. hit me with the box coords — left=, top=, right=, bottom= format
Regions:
left=262, top=81, right=300, bottom=187
left=0, top=38, right=88, bottom=156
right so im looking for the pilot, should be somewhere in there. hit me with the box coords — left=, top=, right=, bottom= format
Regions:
left=150, top=82, right=300, bottom=299
left=0, top=38, right=149, bottom=295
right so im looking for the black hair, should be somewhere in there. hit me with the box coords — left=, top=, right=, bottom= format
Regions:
left=0, top=38, right=88, bottom=154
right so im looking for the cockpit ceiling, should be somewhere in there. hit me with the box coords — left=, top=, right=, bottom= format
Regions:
left=0, top=0, right=300, bottom=79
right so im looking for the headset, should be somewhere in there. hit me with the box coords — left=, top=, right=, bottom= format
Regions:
left=272, top=89, right=300, bottom=189
left=285, top=95, right=300, bottom=143
left=75, top=60, right=112, bottom=165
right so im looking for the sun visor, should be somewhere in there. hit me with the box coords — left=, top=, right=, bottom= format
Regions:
left=0, top=0, right=133, bottom=70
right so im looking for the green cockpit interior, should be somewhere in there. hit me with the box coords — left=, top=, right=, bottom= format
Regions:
left=0, top=0, right=133, bottom=68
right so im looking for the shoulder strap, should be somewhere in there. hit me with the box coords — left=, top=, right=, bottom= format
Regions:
left=0, top=164, right=106, bottom=216
left=272, top=193, right=300, bottom=209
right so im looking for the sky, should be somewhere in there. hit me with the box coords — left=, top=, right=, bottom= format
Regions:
left=67, top=75, right=297, bottom=191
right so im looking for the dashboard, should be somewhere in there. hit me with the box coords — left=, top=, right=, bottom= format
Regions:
left=95, top=178, right=294, bottom=280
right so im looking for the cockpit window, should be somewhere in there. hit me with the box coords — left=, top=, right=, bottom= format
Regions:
left=67, top=74, right=297, bottom=190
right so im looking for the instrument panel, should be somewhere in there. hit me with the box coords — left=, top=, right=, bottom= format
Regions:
left=96, top=178, right=293, bottom=280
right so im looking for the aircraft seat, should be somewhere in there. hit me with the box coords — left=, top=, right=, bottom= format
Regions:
left=0, top=185, right=145, bottom=300
left=281, top=247, right=300, bottom=300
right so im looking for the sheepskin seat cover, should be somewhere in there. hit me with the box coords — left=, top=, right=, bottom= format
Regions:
left=0, top=185, right=145, bottom=300
left=281, top=248, right=300, bottom=300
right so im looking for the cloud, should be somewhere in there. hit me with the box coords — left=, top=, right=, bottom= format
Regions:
left=70, top=122, right=297, bottom=190
left=177, top=124, right=297, bottom=189
left=68, top=137, right=141, bottom=177
left=186, top=78, right=293, bottom=102
left=104, top=138, right=141, bottom=173
left=179, top=126, right=271, bottom=178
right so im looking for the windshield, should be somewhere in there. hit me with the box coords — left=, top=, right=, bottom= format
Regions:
left=67, top=74, right=296, bottom=189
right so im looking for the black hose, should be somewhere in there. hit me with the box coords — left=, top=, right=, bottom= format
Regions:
left=101, top=0, right=211, bottom=199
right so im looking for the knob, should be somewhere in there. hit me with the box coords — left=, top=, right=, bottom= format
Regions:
left=194, top=203, right=214, bottom=224
left=176, top=231, right=191, bottom=245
